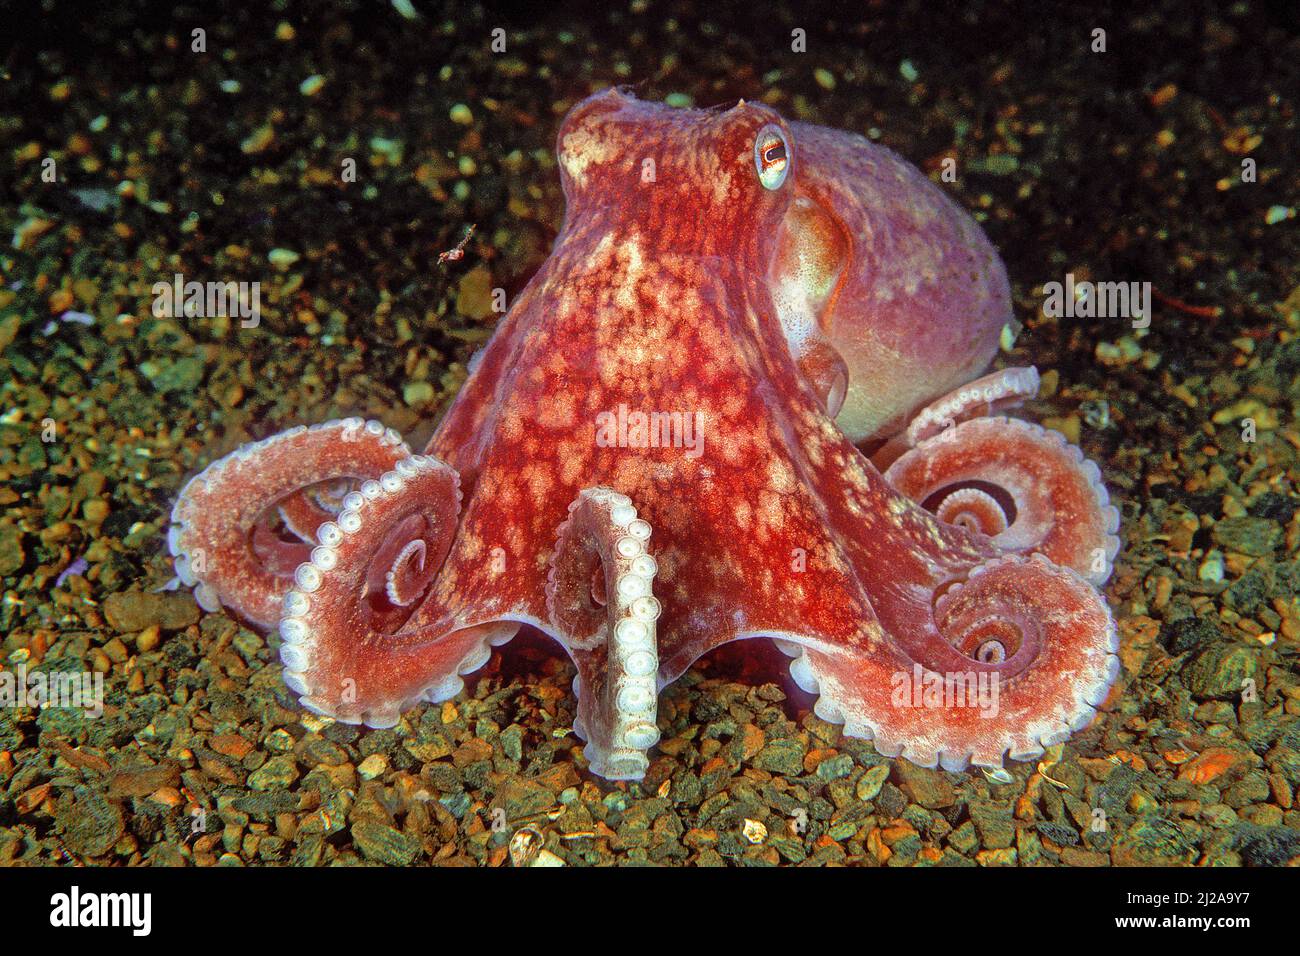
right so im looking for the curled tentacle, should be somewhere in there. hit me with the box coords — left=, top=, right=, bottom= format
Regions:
left=548, top=487, right=661, bottom=781
left=905, top=366, right=1041, bottom=447
left=169, top=418, right=410, bottom=626
left=277, top=453, right=515, bottom=727
left=934, top=486, right=1009, bottom=536
left=871, top=366, right=1039, bottom=470
left=884, top=416, right=1121, bottom=584
left=249, top=479, right=356, bottom=577
left=777, top=553, right=1119, bottom=771
left=275, top=478, right=353, bottom=542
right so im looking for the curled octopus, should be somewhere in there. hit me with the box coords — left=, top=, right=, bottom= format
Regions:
left=168, top=89, right=1121, bottom=780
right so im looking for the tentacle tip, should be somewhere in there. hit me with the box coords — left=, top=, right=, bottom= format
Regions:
left=585, top=747, right=649, bottom=781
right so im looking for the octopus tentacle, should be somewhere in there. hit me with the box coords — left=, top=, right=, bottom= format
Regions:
left=249, top=481, right=354, bottom=577
left=169, top=418, right=410, bottom=626
left=275, top=478, right=353, bottom=542
left=779, top=553, right=1119, bottom=771
left=905, top=366, right=1041, bottom=447
left=547, top=487, right=662, bottom=781
left=872, top=366, right=1040, bottom=470
left=277, top=453, right=520, bottom=727
left=884, top=416, right=1121, bottom=584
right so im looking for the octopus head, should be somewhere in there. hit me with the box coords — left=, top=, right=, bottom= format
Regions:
left=555, top=87, right=796, bottom=259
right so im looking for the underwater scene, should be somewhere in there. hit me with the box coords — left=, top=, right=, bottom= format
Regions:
left=1, top=0, right=1298, bottom=882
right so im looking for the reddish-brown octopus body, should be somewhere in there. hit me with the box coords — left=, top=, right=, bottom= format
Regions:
left=169, top=89, right=1121, bottom=780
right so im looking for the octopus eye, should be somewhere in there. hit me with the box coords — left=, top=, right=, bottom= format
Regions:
left=754, top=124, right=790, bottom=190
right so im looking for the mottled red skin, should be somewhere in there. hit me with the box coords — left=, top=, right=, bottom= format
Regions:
left=170, top=89, right=1120, bottom=778
left=425, top=92, right=991, bottom=668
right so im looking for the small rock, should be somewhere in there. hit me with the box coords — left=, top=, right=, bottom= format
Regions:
left=1223, top=772, right=1270, bottom=808
left=742, top=818, right=767, bottom=844
left=737, top=723, right=765, bottom=761
left=1161, top=617, right=1222, bottom=655
left=497, top=777, right=554, bottom=820
left=1177, top=746, right=1252, bottom=785
left=1231, top=824, right=1300, bottom=866
left=106, top=762, right=180, bottom=799
left=139, top=356, right=204, bottom=395
left=754, top=737, right=806, bottom=775
left=57, top=788, right=124, bottom=858
left=896, top=762, right=956, bottom=808
left=1060, top=847, right=1110, bottom=866
left=103, top=591, right=200, bottom=632
left=948, top=820, right=979, bottom=855
left=0, top=525, right=25, bottom=576
left=1183, top=645, right=1257, bottom=700
left=248, top=755, right=299, bottom=791
left=1201, top=803, right=1238, bottom=827
left=1223, top=565, right=1274, bottom=615
left=500, top=724, right=525, bottom=762
left=403, top=380, right=435, bottom=406
left=968, top=800, right=1015, bottom=849
left=1111, top=817, right=1196, bottom=866
left=267, top=248, right=301, bottom=270
left=815, top=754, right=854, bottom=781
left=241, top=123, right=275, bottom=154
left=352, top=820, right=421, bottom=866
left=1197, top=551, right=1225, bottom=582
left=1211, top=516, right=1282, bottom=556
left=856, top=764, right=889, bottom=802
left=875, top=782, right=907, bottom=818
left=456, top=266, right=495, bottom=320
left=1035, top=820, right=1080, bottom=846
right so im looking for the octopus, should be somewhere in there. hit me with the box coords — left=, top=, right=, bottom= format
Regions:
left=168, top=89, right=1122, bottom=781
